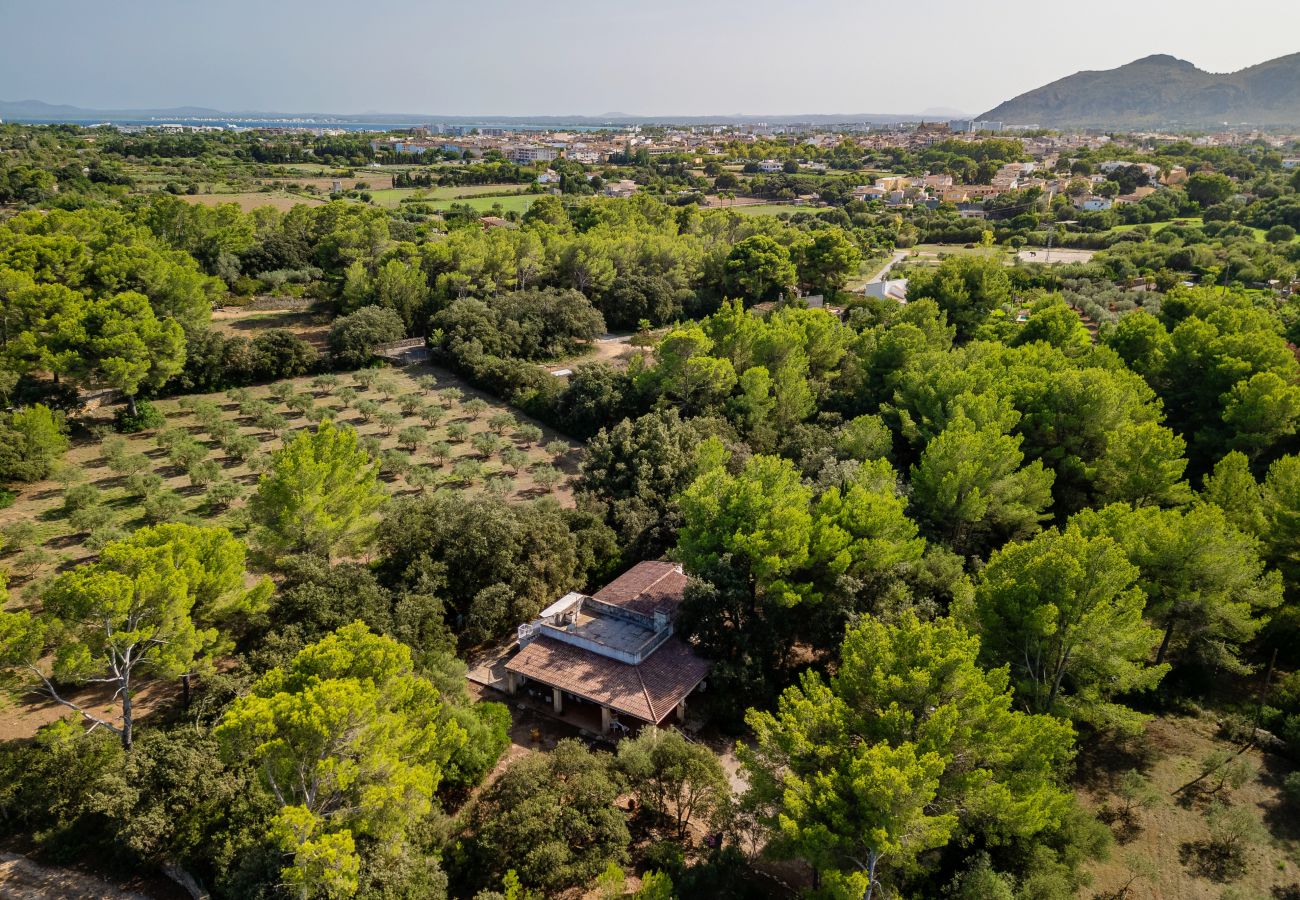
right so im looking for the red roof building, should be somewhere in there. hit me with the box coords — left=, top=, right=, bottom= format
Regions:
left=504, top=561, right=710, bottom=734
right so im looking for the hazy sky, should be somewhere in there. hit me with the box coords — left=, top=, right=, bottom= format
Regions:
left=3, top=0, right=1298, bottom=117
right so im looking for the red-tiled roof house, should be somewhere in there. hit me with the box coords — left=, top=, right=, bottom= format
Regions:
left=504, top=561, right=710, bottom=734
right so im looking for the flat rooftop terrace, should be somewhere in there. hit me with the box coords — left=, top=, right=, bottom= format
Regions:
left=564, top=610, right=655, bottom=655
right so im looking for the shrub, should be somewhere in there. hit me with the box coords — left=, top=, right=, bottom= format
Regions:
left=108, top=451, right=151, bottom=478
left=250, top=329, right=317, bottom=380
left=114, top=400, right=166, bottom=434
left=187, top=459, right=222, bottom=487
left=488, top=412, right=518, bottom=434
left=69, top=504, right=115, bottom=533
left=515, top=424, right=543, bottom=446
left=419, top=405, right=444, bottom=428
left=204, top=479, right=243, bottom=511
left=471, top=432, right=501, bottom=459
left=126, top=471, right=164, bottom=497
left=452, top=459, right=482, bottom=485
left=222, top=433, right=260, bottom=461
left=355, top=400, right=380, bottom=423
left=501, top=448, right=527, bottom=473
left=1266, top=224, right=1297, bottom=244
left=378, top=411, right=402, bottom=435
left=398, top=426, right=428, bottom=453
left=61, top=483, right=101, bottom=517
left=533, top=464, right=562, bottom=492
left=86, top=525, right=129, bottom=552
left=0, top=405, right=70, bottom=481
left=144, top=489, right=186, bottom=524
left=1, top=521, right=39, bottom=551
left=329, top=307, right=407, bottom=369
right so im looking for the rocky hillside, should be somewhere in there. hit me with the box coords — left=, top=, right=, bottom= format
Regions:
left=981, top=53, right=1300, bottom=129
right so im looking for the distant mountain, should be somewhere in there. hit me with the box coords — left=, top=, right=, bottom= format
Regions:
left=981, top=53, right=1300, bottom=128
left=0, top=99, right=231, bottom=120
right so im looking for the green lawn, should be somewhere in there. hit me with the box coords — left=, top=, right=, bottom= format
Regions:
left=1111, top=217, right=1204, bottom=234
left=1108, top=217, right=1284, bottom=243
left=713, top=203, right=805, bottom=216
left=427, top=194, right=538, bottom=214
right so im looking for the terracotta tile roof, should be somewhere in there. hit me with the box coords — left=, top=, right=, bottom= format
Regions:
left=592, top=560, right=688, bottom=618
left=505, top=636, right=710, bottom=723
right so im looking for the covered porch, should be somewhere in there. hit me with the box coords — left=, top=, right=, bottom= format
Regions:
left=504, top=635, right=708, bottom=737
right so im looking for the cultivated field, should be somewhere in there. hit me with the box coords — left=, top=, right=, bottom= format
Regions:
left=0, top=364, right=579, bottom=612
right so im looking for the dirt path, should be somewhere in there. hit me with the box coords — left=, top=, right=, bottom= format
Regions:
left=0, top=854, right=153, bottom=900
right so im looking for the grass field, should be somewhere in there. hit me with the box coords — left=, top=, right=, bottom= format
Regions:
left=425, top=194, right=539, bottom=214
left=179, top=191, right=325, bottom=212
left=364, top=184, right=531, bottom=209
left=720, top=203, right=807, bottom=216
left=0, top=364, right=578, bottom=611
left=1108, top=217, right=1283, bottom=244
left=1079, top=714, right=1300, bottom=898
left=1111, top=217, right=1205, bottom=234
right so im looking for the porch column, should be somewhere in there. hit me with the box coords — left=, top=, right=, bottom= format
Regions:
left=552, top=686, right=563, bottom=714
left=676, top=698, right=687, bottom=721
left=506, top=671, right=518, bottom=695
left=601, top=705, right=612, bottom=735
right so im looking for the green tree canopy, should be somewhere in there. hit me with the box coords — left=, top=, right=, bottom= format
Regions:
left=1071, top=503, right=1281, bottom=673
left=1, top=525, right=262, bottom=748
left=464, top=739, right=629, bottom=893
left=905, top=254, right=1012, bottom=340
left=249, top=419, right=387, bottom=562
left=724, top=235, right=796, bottom=304
left=960, top=525, right=1167, bottom=732
left=909, top=412, right=1054, bottom=558
left=741, top=614, right=1074, bottom=898
left=216, top=622, right=466, bottom=899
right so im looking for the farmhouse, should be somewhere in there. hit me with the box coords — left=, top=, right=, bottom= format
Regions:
left=504, top=561, right=710, bottom=735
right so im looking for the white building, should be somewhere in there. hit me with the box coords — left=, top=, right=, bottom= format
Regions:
left=864, top=278, right=909, bottom=303
left=507, top=146, right=559, bottom=164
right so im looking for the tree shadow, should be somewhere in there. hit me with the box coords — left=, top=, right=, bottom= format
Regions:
left=1179, top=839, right=1246, bottom=882
left=44, top=532, right=85, bottom=550
left=1097, top=806, right=1145, bottom=844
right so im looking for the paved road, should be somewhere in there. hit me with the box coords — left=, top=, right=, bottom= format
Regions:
left=866, top=250, right=909, bottom=284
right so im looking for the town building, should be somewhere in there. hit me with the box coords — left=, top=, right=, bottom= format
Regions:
left=506, top=145, right=559, bottom=164
left=604, top=179, right=639, bottom=198
left=504, top=561, right=710, bottom=735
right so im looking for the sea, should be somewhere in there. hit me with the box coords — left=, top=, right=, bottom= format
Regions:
left=6, top=117, right=621, bottom=133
